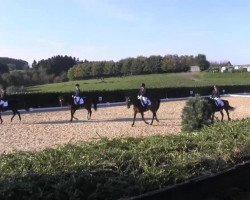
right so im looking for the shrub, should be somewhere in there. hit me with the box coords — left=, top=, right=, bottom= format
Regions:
left=181, top=94, right=212, bottom=132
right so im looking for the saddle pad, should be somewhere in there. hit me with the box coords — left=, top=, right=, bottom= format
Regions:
left=0, top=100, right=8, bottom=107
left=74, top=98, right=84, bottom=105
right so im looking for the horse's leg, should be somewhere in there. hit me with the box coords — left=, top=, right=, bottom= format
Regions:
left=87, top=109, right=92, bottom=120
left=0, top=114, right=2, bottom=124
left=73, top=115, right=79, bottom=120
left=11, top=111, right=16, bottom=122
left=151, top=111, right=159, bottom=124
left=225, top=109, right=231, bottom=121
left=70, top=109, right=73, bottom=121
left=70, top=108, right=77, bottom=121
left=132, top=111, right=137, bottom=127
left=150, top=111, right=155, bottom=125
left=141, top=112, right=149, bottom=125
left=17, top=110, right=21, bottom=121
left=155, top=112, right=159, bottom=122
left=211, top=112, right=215, bottom=123
left=220, top=110, right=224, bottom=121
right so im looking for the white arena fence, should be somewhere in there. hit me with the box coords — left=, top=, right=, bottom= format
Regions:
left=1, top=93, right=250, bottom=115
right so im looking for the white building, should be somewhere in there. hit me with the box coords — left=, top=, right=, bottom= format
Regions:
left=221, top=66, right=234, bottom=72
left=190, top=66, right=200, bottom=72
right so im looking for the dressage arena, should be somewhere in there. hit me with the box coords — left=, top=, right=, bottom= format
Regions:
left=0, top=96, right=249, bottom=154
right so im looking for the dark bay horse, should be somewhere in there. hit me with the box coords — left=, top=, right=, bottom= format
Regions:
left=204, top=97, right=235, bottom=122
left=59, top=95, right=98, bottom=121
left=0, top=100, right=30, bottom=124
left=126, top=96, right=160, bottom=126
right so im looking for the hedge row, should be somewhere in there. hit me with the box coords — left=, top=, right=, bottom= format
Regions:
left=8, top=85, right=250, bottom=108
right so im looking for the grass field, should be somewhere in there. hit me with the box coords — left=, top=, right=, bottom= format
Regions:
left=27, top=72, right=250, bottom=92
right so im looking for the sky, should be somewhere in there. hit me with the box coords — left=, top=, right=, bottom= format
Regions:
left=1, top=0, right=250, bottom=66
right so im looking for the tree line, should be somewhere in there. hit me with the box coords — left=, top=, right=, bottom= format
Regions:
left=67, top=54, right=210, bottom=80
left=0, top=54, right=210, bottom=93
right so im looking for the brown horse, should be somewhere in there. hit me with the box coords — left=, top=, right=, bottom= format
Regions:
left=0, top=99, right=29, bottom=124
left=126, top=96, right=160, bottom=126
left=59, top=95, right=98, bottom=121
left=204, top=97, right=235, bottom=122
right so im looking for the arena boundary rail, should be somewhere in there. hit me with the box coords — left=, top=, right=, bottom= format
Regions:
left=1, top=93, right=250, bottom=114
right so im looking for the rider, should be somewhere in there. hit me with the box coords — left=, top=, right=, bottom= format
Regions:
left=0, top=89, right=7, bottom=107
left=211, top=85, right=224, bottom=107
left=74, top=84, right=81, bottom=105
left=138, top=83, right=151, bottom=107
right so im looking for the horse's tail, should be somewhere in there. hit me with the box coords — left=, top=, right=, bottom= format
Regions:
left=228, top=105, right=235, bottom=111
left=223, top=100, right=235, bottom=111
left=156, top=99, right=161, bottom=111
left=93, top=99, right=98, bottom=111
left=225, top=100, right=235, bottom=111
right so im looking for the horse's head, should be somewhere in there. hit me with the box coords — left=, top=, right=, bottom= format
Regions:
left=125, top=97, right=132, bottom=108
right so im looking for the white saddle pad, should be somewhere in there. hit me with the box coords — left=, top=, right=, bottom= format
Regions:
left=73, top=97, right=84, bottom=105
left=0, top=100, right=8, bottom=107
left=138, top=96, right=151, bottom=106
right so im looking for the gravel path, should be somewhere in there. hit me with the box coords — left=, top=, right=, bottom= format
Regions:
left=0, top=97, right=249, bottom=154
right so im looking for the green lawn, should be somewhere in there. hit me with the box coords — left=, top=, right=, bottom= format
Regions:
left=27, top=72, right=250, bottom=93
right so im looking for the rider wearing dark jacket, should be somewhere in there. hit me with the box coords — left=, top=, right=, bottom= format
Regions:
left=75, top=84, right=81, bottom=97
left=0, top=89, right=6, bottom=101
left=211, top=85, right=224, bottom=107
left=211, top=85, right=220, bottom=98
left=138, top=83, right=146, bottom=97
left=74, top=84, right=81, bottom=105
left=138, top=83, right=151, bottom=107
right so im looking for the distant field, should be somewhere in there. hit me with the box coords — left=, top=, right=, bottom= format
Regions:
left=28, top=72, right=250, bottom=92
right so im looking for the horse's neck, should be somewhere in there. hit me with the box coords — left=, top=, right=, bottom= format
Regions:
left=134, top=99, right=141, bottom=105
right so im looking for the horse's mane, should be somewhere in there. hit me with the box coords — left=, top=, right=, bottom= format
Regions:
left=128, top=96, right=141, bottom=105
